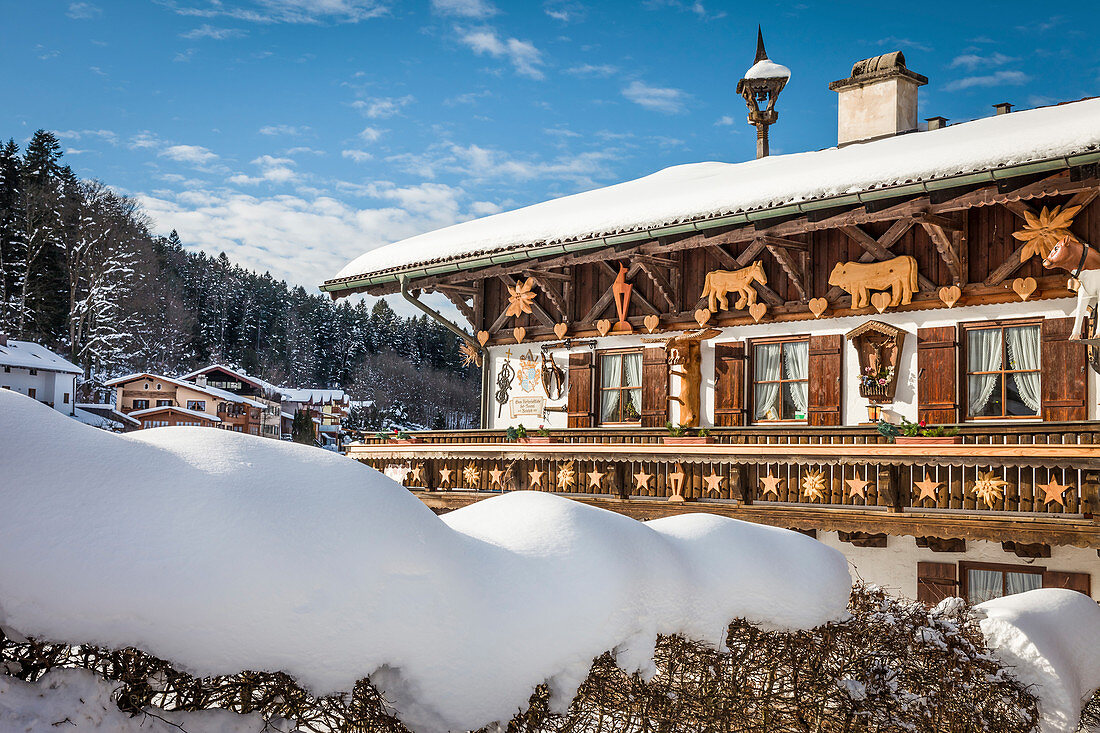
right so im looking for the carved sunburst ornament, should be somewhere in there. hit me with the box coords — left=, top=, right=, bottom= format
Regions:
left=462, top=463, right=480, bottom=488
left=460, top=341, right=481, bottom=367
left=802, top=470, right=828, bottom=502
left=557, top=461, right=576, bottom=491
left=505, top=277, right=538, bottom=319
left=972, top=471, right=1009, bottom=509
left=1013, top=204, right=1081, bottom=262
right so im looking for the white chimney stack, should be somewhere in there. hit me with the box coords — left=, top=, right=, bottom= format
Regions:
left=829, top=51, right=927, bottom=146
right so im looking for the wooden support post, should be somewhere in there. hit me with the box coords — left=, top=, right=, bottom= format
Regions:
left=879, top=465, right=905, bottom=512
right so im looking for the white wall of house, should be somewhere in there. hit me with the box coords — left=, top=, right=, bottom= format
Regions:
left=818, top=531, right=1099, bottom=602
left=0, top=367, right=76, bottom=415
left=486, top=296, right=1090, bottom=430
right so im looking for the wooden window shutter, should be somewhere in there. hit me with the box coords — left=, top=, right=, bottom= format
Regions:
left=808, top=334, right=843, bottom=426
left=916, top=561, right=957, bottom=605
left=640, top=346, right=668, bottom=428
left=714, top=341, right=747, bottom=427
left=917, top=326, right=957, bottom=424
left=1042, top=570, right=1092, bottom=597
left=567, top=352, right=595, bottom=428
left=1041, top=317, right=1087, bottom=422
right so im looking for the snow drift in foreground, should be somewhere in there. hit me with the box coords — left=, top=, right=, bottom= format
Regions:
left=0, top=391, right=852, bottom=732
left=978, top=589, right=1100, bottom=733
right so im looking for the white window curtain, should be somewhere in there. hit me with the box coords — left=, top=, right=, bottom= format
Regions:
left=622, top=353, right=642, bottom=419
left=1005, top=571, right=1042, bottom=596
left=967, top=569, right=1003, bottom=604
left=967, top=329, right=1003, bottom=415
left=1006, top=325, right=1041, bottom=414
left=600, top=355, right=622, bottom=423
left=784, top=341, right=809, bottom=415
left=754, top=343, right=782, bottom=421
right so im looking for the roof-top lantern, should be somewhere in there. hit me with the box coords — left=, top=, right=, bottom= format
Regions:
left=735, top=27, right=789, bottom=159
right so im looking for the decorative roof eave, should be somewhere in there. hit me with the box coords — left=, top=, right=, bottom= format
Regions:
left=320, top=149, right=1100, bottom=297
left=845, top=320, right=907, bottom=340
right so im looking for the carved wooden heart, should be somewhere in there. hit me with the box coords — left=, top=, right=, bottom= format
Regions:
left=596, top=319, right=612, bottom=336
left=513, top=327, right=526, bottom=343
left=938, top=285, right=962, bottom=308
left=553, top=322, right=568, bottom=339
left=870, top=291, right=892, bottom=313
left=477, top=330, right=490, bottom=347
left=1012, top=276, right=1037, bottom=301
left=808, top=298, right=828, bottom=318
left=643, top=314, right=660, bottom=333
left=694, top=308, right=711, bottom=327
left=749, top=303, right=767, bottom=322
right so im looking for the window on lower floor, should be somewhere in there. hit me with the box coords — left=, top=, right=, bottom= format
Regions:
left=186, top=400, right=206, bottom=411
left=156, top=399, right=172, bottom=407
left=598, top=350, right=642, bottom=424
left=959, top=561, right=1043, bottom=604
left=63, top=392, right=69, bottom=404
left=751, top=338, right=809, bottom=422
left=963, top=321, right=1041, bottom=419
left=28, top=388, right=36, bottom=399
left=133, top=399, right=149, bottom=410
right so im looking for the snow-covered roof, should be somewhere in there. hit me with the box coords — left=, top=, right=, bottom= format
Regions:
left=104, top=373, right=267, bottom=409
left=744, top=58, right=790, bottom=79
left=72, top=407, right=123, bottom=430
left=76, top=403, right=140, bottom=426
left=0, top=339, right=81, bottom=375
left=281, top=388, right=349, bottom=405
left=181, top=364, right=280, bottom=395
left=326, top=97, right=1100, bottom=289
left=129, top=405, right=221, bottom=422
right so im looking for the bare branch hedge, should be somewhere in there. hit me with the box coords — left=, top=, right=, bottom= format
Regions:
left=2, top=585, right=1082, bottom=732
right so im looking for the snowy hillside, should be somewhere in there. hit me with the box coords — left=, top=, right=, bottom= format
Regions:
left=0, top=390, right=852, bottom=732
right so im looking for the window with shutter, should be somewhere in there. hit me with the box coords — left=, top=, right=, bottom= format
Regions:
left=960, top=319, right=1042, bottom=420
left=916, top=561, right=957, bottom=605
left=714, top=341, right=747, bottom=427
left=566, top=352, right=594, bottom=428
left=749, top=336, right=809, bottom=423
left=1041, top=317, right=1088, bottom=421
left=808, top=334, right=843, bottom=426
left=640, top=346, right=669, bottom=427
left=916, top=326, right=958, bottom=424
left=1042, top=570, right=1092, bottom=597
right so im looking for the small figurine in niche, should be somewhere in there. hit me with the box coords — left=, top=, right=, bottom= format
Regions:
left=828, top=255, right=919, bottom=310
left=700, top=261, right=767, bottom=312
left=1043, top=235, right=1100, bottom=339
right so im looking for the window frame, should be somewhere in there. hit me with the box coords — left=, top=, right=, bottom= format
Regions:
left=958, top=560, right=1044, bottom=604
left=133, top=399, right=150, bottom=410
left=748, top=335, right=810, bottom=425
left=596, top=348, right=643, bottom=426
left=960, top=318, right=1043, bottom=421
left=186, top=399, right=207, bottom=412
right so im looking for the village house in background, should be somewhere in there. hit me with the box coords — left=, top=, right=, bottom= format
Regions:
left=105, top=372, right=268, bottom=432
left=181, top=365, right=284, bottom=439
left=280, top=388, right=351, bottom=448
left=0, top=333, right=80, bottom=416
left=326, top=42, right=1100, bottom=607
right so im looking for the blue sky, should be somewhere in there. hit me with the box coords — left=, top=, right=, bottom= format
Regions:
left=2, top=0, right=1098, bottom=301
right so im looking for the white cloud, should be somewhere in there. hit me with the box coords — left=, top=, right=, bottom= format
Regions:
left=944, top=70, right=1031, bottom=91
left=543, top=0, right=585, bottom=22
left=259, top=124, right=310, bottom=136
left=387, top=141, right=618, bottom=189
left=129, top=132, right=162, bottom=149
left=342, top=149, right=374, bottom=163
left=431, top=0, right=496, bottom=18
left=350, top=95, right=414, bottom=118
left=161, top=0, right=389, bottom=25
left=949, top=52, right=1015, bottom=70
left=285, top=146, right=325, bottom=156
left=67, top=2, right=101, bottom=19
left=457, top=26, right=545, bottom=79
left=174, top=48, right=197, bottom=62
left=714, top=115, right=735, bottom=126
left=622, top=80, right=688, bottom=114
left=565, top=63, right=617, bottom=76
left=358, top=126, right=385, bottom=143
left=444, top=89, right=492, bottom=106
left=159, top=144, right=219, bottom=165
left=229, top=154, right=298, bottom=184
left=180, top=24, right=245, bottom=39
left=54, top=129, right=118, bottom=145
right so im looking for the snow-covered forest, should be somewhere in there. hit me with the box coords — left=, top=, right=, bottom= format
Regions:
left=0, top=130, right=478, bottom=429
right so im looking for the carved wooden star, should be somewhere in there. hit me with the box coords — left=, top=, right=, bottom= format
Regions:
left=1038, top=478, right=1071, bottom=507
left=528, top=467, right=545, bottom=490
left=845, top=477, right=870, bottom=499
left=408, top=464, right=423, bottom=484
left=704, top=471, right=724, bottom=496
left=759, top=472, right=785, bottom=498
left=488, top=467, right=504, bottom=487
left=634, top=470, right=652, bottom=490
left=557, top=461, right=576, bottom=491
left=505, top=277, right=538, bottom=319
left=587, top=467, right=605, bottom=489
left=914, top=477, right=941, bottom=502
left=438, top=467, right=452, bottom=487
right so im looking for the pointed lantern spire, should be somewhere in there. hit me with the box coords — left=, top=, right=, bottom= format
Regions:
left=754, top=25, right=768, bottom=63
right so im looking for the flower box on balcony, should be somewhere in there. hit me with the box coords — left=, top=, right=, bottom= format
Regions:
left=662, top=436, right=714, bottom=445
left=894, top=436, right=963, bottom=445
left=518, top=436, right=558, bottom=444
left=388, top=437, right=422, bottom=444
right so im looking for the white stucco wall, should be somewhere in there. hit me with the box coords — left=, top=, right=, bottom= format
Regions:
left=818, top=531, right=1100, bottom=602
left=0, top=367, right=76, bottom=415
left=837, top=77, right=920, bottom=145
left=487, top=297, right=1089, bottom=430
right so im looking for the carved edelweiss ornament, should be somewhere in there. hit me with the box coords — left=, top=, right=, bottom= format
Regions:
left=1013, top=204, right=1082, bottom=262
left=505, top=277, right=538, bottom=319
left=802, top=470, right=828, bottom=502
left=462, top=463, right=481, bottom=488
left=556, top=461, right=576, bottom=491
left=972, top=471, right=1009, bottom=509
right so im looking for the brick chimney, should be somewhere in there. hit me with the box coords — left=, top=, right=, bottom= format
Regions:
left=829, top=51, right=927, bottom=145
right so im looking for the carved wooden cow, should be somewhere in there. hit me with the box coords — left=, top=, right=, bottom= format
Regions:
left=700, top=261, right=767, bottom=312
left=1044, top=235, right=1100, bottom=340
left=828, top=255, right=919, bottom=309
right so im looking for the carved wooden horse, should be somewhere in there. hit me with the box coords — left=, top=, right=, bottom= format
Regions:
left=700, top=261, right=767, bottom=312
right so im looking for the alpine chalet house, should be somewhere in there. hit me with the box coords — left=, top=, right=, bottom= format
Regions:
left=181, top=365, right=284, bottom=439
left=280, top=388, right=350, bottom=447
left=0, top=334, right=81, bottom=416
left=323, top=42, right=1100, bottom=605
left=106, top=372, right=267, bottom=433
